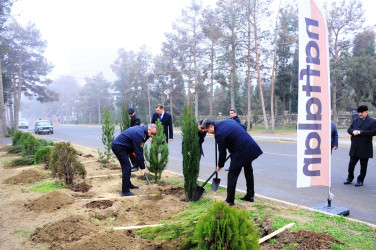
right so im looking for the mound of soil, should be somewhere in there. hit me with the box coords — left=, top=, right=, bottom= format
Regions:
left=24, top=190, right=74, bottom=212
left=85, top=200, right=114, bottom=209
left=30, top=215, right=94, bottom=248
left=162, top=185, right=184, bottom=196
left=60, top=230, right=181, bottom=250
left=264, top=230, right=343, bottom=249
left=71, top=182, right=92, bottom=193
left=84, top=154, right=94, bottom=158
left=3, top=169, right=47, bottom=184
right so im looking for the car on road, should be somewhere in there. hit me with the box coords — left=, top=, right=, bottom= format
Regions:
left=34, top=120, right=54, bottom=134
left=18, top=118, right=29, bottom=129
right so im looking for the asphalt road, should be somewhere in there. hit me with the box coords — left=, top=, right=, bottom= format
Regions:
left=22, top=124, right=376, bottom=225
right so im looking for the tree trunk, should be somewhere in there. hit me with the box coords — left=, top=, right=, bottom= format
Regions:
left=0, top=59, right=7, bottom=136
left=246, top=11, right=252, bottom=131
left=14, top=48, right=23, bottom=129
left=270, top=0, right=281, bottom=133
left=254, top=19, right=269, bottom=133
left=210, top=42, right=214, bottom=118
left=147, top=74, right=151, bottom=122
left=230, top=15, right=236, bottom=110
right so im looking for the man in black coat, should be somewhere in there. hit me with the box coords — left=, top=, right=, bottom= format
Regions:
left=151, top=104, right=173, bottom=143
left=128, top=107, right=141, bottom=127
left=201, top=118, right=263, bottom=206
left=112, top=124, right=157, bottom=196
left=344, top=105, right=376, bottom=186
left=128, top=107, right=141, bottom=172
left=229, top=108, right=247, bottom=131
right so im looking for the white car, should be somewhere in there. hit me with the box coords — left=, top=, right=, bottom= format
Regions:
left=34, top=120, right=54, bottom=134
left=18, top=118, right=29, bottom=129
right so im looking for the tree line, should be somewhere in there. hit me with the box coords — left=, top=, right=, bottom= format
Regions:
left=1, top=0, right=375, bottom=136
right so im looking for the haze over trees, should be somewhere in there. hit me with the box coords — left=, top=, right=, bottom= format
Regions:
left=1, top=0, right=375, bottom=133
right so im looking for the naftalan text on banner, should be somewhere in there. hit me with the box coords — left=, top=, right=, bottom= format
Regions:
left=297, top=0, right=331, bottom=188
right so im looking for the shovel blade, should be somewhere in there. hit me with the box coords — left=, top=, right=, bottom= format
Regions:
left=211, top=178, right=221, bottom=191
left=193, top=186, right=205, bottom=202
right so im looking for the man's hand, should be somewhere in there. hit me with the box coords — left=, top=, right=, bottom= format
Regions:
left=333, top=147, right=338, bottom=150
left=353, top=130, right=360, bottom=136
left=216, top=166, right=221, bottom=172
left=141, top=168, right=146, bottom=175
left=169, top=138, right=173, bottom=143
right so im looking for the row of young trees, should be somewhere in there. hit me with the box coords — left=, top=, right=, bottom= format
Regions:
left=1, top=0, right=375, bottom=136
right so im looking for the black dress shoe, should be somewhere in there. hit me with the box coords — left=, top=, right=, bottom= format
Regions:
left=355, top=182, right=363, bottom=187
left=343, top=179, right=352, bottom=184
left=120, top=191, right=134, bottom=197
left=129, top=184, right=139, bottom=189
left=224, top=200, right=234, bottom=206
left=240, top=196, right=254, bottom=202
left=131, top=167, right=139, bottom=172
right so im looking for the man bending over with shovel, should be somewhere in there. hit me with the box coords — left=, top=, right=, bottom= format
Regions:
left=201, top=118, right=263, bottom=206
left=112, top=124, right=157, bottom=197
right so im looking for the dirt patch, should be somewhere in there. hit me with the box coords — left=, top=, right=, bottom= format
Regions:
left=3, top=169, right=47, bottom=184
left=30, top=215, right=94, bottom=248
left=85, top=200, right=114, bottom=209
left=71, top=182, right=92, bottom=193
left=0, top=144, right=10, bottom=152
left=24, top=190, right=74, bottom=212
left=262, top=230, right=343, bottom=249
left=162, top=185, right=185, bottom=196
left=84, top=154, right=94, bottom=158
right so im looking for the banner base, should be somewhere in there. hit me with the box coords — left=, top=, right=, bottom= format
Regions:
left=313, top=203, right=350, bottom=216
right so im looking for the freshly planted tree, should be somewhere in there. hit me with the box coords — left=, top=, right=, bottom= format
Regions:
left=98, top=107, right=115, bottom=165
left=194, top=201, right=259, bottom=249
left=182, top=104, right=200, bottom=200
left=144, top=119, right=169, bottom=182
left=50, top=142, right=86, bottom=185
left=120, top=102, right=130, bottom=132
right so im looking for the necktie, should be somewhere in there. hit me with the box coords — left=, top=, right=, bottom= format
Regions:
left=160, top=115, right=162, bottom=120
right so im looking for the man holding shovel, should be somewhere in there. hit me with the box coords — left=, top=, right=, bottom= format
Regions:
left=201, top=118, right=263, bottom=206
left=112, top=124, right=157, bottom=197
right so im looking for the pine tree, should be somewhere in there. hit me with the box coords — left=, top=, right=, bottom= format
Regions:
left=144, top=119, right=169, bottom=182
left=182, top=104, right=200, bottom=200
left=120, top=102, right=130, bottom=132
left=99, top=107, right=115, bottom=165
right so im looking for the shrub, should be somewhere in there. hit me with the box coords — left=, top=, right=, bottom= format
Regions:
left=182, top=104, right=200, bottom=201
left=38, top=139, right=54, bottom=147
left=11, top=155, right=35, bottom=166
left=7, top=144, right=23, bottom=154
left=12, top=130, right=24, bottom=145
left=193, top=201, right=260, bottom=249
left=144, top=119, right=169, bottom=182
left=50, top=142, right=86, bottom=185
left=22, top=136, right=41, bottom=156
left=119, top=102, right=130, bottom=132
left=98, top=107, right=115, bottom=165
left=35, top=146, right=54, bottom=169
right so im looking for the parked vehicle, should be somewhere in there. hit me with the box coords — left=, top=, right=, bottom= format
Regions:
left=34, top=120, right=54, bottom=134
left=18, top=118, right=29, bottom=129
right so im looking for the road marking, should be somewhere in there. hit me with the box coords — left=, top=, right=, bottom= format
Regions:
left=263, top=151, right=296, bottom=157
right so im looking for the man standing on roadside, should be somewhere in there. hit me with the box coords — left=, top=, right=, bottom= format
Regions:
left=151, top=104, right=173, bottom=143
left=128, top=107, right=141, bottom=172
left=112, top=124, right=157, bottom=197
left=201, top=118, right=263, bottom=206
left=344, top=105, right=376, bottom=187
left=229, top=108, right=246, bottom=131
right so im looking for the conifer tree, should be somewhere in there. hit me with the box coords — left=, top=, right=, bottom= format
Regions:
left=182, top=104, right=200, bottom=200
left=99, top=106, right=115, bottom=164
left=144, top=119, right=169, bottom=182
left=120, top=102, right=130, bottom=132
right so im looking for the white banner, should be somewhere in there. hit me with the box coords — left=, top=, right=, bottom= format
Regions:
left=297, top=0, right=331, bottom=188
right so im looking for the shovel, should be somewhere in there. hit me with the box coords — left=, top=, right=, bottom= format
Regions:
left=193, top=154, right=231, bottom=202
left=211, top=140, right=220, bottom=191
left=144, top=173, right=151, bottom=185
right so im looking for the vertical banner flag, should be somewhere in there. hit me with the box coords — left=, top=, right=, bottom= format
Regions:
left=297, top=0, right=331, bottom=188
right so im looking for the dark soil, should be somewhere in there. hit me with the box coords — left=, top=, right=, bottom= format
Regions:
left=261, top=230, right=343, bottom=249
left=85, top=200, right=114, bottom=209
left=71, top=182, right=92, bottom=193
left=3, top=169, right=47, bottom=184
left=24, top=190, right=75, bottom=212
left=162, top=185, right=185, bottom=196
left=84, top=154, right=94, bottom=158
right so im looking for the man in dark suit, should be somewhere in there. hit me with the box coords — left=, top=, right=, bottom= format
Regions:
left=112, top=124, right=157, bottom=196
left=128, top=108, right=141, bottom=127
left=229, top=108, right=247, bottom=131
left=201, top=118, right=263, bottom=206
left=151, top=104, right=173, bottom=143
left=344, top=105, right=376, bottom=186
left=128, top=108, right=142, bottom=172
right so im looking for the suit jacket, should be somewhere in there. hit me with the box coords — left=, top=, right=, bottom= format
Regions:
left=215, top=119, right=263, bottom=170
left=130, top=115, right=141, bottom=127
left=347, top=115, right=376, bottom=158
left=331, top=122, right=338, bottom=148
left=231, top=116, right=247, bottom=131
left=151, top=112, right=173, bottom=140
